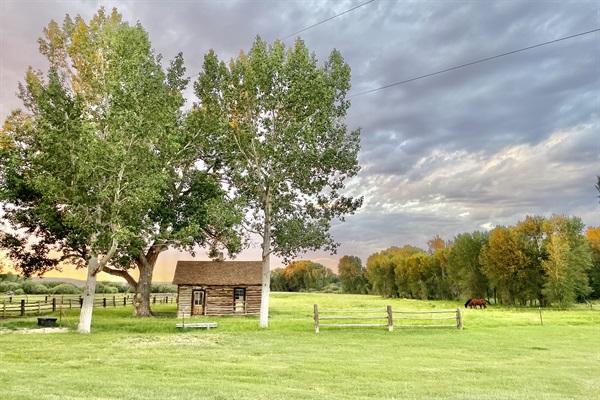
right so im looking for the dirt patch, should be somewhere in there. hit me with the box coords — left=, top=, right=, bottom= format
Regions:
left=0, top=327, right=69, bottom=334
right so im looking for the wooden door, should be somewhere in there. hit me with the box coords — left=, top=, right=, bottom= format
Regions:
left=234, top=288, right=245, bottom=313
left=192, top=290, right=205, bottom=315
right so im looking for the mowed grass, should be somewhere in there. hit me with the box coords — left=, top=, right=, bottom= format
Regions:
left=1, top=293, right=599, bottom=400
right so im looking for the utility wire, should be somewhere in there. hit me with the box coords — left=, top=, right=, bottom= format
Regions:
left=279, top=0, right=376, bottom=41
left=187, top=1, right=375, bottom=80
left=349, top=27, right=600, bottom=98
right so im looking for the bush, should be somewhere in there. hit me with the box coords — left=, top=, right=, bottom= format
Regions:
left=151, top=284, right=177, bottom=293
left=21, top=280, right=37, bottom=294
left=40, top=281, right=63, bottom=289
left=117, top=284, right=131, bottom=293
left=0, top=273, right=21, bottom=283
left=51, top=283, right=82, bottom=294
left=96, top=282, right=119, bottom=294
left=0, top=281, right=21, bottom=293
left=33, top=284, right=49, bottom=294
left=14, top=288, right=25, bottom=295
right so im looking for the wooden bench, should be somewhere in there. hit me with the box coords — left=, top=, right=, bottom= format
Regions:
left=176, top=322, right=217, bottom=330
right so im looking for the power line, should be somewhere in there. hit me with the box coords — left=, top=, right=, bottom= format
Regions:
left=186, top=1, right=376, bottom=80
left=280, top=0, right=376, bottom=41
left=349, top=28, right=600, bottom=98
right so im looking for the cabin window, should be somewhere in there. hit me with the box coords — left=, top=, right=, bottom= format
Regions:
left=193, top=290, right=205, bottom=306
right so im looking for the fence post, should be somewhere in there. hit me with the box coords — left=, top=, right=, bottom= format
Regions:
left=20, top=299, right=25, bottom=317
left=79, top=297, right=83, bottom=308
left=113, top=296, right=116, bottom=307
left=387, top=305, right=394, bottom=331
left=102, top=298, right=106, bottom=308
left=124, top=296, right=127, bottom=306
left=45, top=296, right=48, bottom=303
left=69, top=299, right=72, bottom=310
left=3, top=300, right=5, bottom=318
left=153, top=296, right=156, bottom=304
left=52, top=297, right=56, bottom=313
left=38, top=301, right=41, bottom=315
left=457, top=307, right=463, bottom=330
left=314, top=304, right=319, bottom=333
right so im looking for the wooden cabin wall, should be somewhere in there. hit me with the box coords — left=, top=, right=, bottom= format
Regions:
left=245, top=286, right=261, bottom=314
left=177, top=285, right=193, bottom=318
left=176, top=285, right=262, bottom=316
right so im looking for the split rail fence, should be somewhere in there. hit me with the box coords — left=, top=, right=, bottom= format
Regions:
left=1, top=294, right=177, bottom=318
left=313, top=304, right=462, bottom=333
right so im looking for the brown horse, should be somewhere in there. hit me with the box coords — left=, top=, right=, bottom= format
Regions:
left=464, top=298, right=491, bottom=309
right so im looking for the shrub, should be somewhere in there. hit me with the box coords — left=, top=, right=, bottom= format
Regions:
left=0, top=281, right=21, bottom=293
left=33, top=284, right=49, bottom=294
left=117, top=284, right=131, bottom=293
left=151, top=284, right=177, bottom=293
left=21, top=280, right=37, bottom=294
left=96, top=283, right=119, bottom=294
left=51, top=283, right=82, bottom=294
left=14, top=288, right=25, bottom=295
left=0, top=273, right=21, bottom=283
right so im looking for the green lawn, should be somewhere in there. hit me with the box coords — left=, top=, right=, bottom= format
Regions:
left=1, top=293, right=599, bottom=399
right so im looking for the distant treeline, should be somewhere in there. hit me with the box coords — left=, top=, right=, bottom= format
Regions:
left=361, top=215, right=599, bottom=307
left=271, top=261, right=340, bottom=293
left=0, top=274, right=177, bottom=296
left=272, top=215, right=600, bottom=307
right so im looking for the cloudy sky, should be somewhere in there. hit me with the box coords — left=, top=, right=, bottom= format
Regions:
left=1, top=0, right=598, bottom=280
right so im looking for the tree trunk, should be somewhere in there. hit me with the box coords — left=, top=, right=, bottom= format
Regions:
left=259, top=248, right=271, bottom=328
left=78, top=255, right=99, bottom=334
left=103, top=243, right=166, bottom=317
left=133, top=244, right=165, bottom=317
left=133, top=261, right=154, bottom=317
left=258, top=190, right=272, bottom=329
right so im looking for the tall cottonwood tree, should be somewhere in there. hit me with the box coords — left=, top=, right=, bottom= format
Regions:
left=541, top=215, right=591, bottom=306
left=0, top=9, right=243, bottom=320
left=194, top=37, right=362, bottom=327
left=366, top=245, right=423, bottom=298
left=338, top=255, right=369, bottom=294
left=1, top=9, right=182, bottom=332
left=585, top=226, right=600, bottom=298
left=479, top=227, right=544, bottom=305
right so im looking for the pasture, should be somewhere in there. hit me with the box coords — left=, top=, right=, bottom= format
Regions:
left=0, top=293, right=598, bottom=400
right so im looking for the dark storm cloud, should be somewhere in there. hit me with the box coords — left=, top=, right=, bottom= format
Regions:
left=1, top=0, right=598, bottom=269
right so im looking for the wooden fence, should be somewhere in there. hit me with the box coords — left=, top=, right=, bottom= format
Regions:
left=313, top=304, right=462, bottom=333
left=313, top=304, right=394, bottom=333
left=393, top=308, right=462, bottom=330
left=1, top=294, right=177, bottom=318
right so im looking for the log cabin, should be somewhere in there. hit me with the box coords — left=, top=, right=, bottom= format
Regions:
left=173, top=260, right=262, bottom=317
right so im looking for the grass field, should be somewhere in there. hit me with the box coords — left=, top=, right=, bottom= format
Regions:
left=1, top=293, right=599, bottom=400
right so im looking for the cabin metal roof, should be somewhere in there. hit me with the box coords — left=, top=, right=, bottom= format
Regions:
left=172, top=261, right=263, bottom=286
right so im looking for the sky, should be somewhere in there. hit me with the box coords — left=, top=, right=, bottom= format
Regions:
left=1, top=0, right=599, bottom=282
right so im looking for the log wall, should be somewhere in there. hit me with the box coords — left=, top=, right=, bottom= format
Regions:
left=176, top=285, right=261, bottom=317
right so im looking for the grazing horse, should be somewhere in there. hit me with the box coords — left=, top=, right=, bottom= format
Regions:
left=464, top=298, right=491, bottom=309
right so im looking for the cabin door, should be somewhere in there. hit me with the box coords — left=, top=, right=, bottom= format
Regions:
left=192, top=290, right=205, bottom=315
left=234, top=288, right=246, bottom=313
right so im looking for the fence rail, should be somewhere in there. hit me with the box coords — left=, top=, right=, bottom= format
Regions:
left=313, top=304, right=393, bottom=333
left=393, top=308, right=462, bottom=329
left=1, top=294, right=177, bottom=318
left=313, top=304, right=462, bottom=333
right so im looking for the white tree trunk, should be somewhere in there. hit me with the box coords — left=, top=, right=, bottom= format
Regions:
left=259, top=250, right=270, bottom=328
left=78, top=255, right=99, bottom=334
left=258, top=190, right=272, bottom=328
